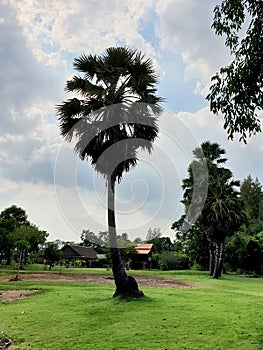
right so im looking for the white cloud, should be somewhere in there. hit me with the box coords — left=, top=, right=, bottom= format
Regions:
left=156, top=0, right=231, bottom=95
left=8, top=0, right=157, bottom=61
left=0, top=180, right=76, bottom=241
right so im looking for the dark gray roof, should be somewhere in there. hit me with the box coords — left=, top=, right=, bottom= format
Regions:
left=61, top=245, right=98, bottom=259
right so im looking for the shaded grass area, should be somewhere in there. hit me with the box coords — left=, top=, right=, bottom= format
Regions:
left=0, top=271, right=262, bottom=350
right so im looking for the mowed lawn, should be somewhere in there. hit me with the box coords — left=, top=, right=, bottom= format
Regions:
left=0, top=269, right=262, bottom=350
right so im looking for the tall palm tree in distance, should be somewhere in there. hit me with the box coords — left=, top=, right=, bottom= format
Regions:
left=57, top=47, right=163, bottom=297
left=175, top=141, right=244, bottom=278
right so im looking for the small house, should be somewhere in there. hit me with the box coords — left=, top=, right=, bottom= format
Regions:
left=134, top=243, right=154, bottom=270
left=60, top=245, right=98, bottom=267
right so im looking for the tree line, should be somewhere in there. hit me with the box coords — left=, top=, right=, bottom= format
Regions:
left=1, top=147, right=263, bottom=278
left=1, top=144, right=262, bottom=278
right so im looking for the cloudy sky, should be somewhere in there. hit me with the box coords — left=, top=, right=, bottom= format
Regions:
left=0, top=0, right=262, bottom=243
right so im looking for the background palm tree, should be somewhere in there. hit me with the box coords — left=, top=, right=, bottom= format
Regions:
left=174, top=141, right=244, bottom=278
left=202, top=168, right=244, bottom=278
left=57, top=47, right=162, bottom=297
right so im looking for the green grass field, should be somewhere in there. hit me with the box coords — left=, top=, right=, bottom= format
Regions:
left=0, top=267, right=262, bottom=349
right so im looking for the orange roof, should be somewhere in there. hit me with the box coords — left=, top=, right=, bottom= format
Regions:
left=135, top=243, right=153, bottom=255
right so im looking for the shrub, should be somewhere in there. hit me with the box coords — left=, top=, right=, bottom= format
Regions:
left=191, top=262, right=205, bottom=271
left=158, top=252, right=189, bottom=270
left=151, top=253, right=160, bottom=269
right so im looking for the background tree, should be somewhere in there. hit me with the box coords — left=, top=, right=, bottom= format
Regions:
left=97, top=231, right=110, bottom=247
left=11, top=225, right=48, bottom=266
left=0, top=205, right=30, bottom=264
left=0, top=220, right=12, bottom=264
left=57, top=47, right=162, bottom=297
left=172, top=218, right=209, bottom=270
left=13, top=239, right=30, bottom=280
left=240, top=175, right=263, bottom=221
left=118, top=246, right=138, bottom=270
left=173, top=141, right=244, bottom=278
left=224, top=176, right=263, bottom=275
left=133, top=237, right=143, bottom=243
left=147, top=236, right=173, bottom=254
left=146, top=227, right=161, bottom=241
left=118, top=232, right=128, bottom=242
left=80, top=229, right=105, bottom=252
left=225, top=231, right=263, bottom=275
left=158, top=251, right=189, bottom=271
left=43, top=242, right=62, bottom=270
left=0, top=205, right=29, bottom=227
left=207, top=0, right=262, bottom=141
left=203, top=168, right=244, bottom=278
left=146, top=236, right=174, bottom=269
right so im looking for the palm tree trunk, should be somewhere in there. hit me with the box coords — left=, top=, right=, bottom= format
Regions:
left=212, top=243, right=220, bottom=279
left=212, top=241, right=225, bottom=278
left=107, top=176, right=143, bottom=298
left=208, top=240, right=215, bottom=276
left=217, top=241, right=225, bottom=278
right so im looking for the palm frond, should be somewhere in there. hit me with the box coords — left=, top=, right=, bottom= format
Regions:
left=66, top=76, right=105, bottom=97
left=73, top=54, right=99, bottom=80
left=56, top=98, right=84, bottom=140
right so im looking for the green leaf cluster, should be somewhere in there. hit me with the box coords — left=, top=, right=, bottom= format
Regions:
left=207, top=0, right=262, bottom=142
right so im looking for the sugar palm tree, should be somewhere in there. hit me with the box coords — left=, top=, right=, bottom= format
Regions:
left=202, top=168, right=244, bottom=278
left=57, top=47, right=162, bottom=297
left=177, top=142, right=244, bottom=278
left=189, top=142, right=229, bottom=276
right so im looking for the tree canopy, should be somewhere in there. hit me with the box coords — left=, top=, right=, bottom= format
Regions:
left=207, top=0, right=263, bottom=142
left=0, top=205, right=49, bottom=266
left=240, top=175, right=263, bottom=221
left=43, top=242, right=62, bottom=270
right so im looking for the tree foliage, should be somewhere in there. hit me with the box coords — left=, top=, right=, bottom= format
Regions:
left=146, top=227, right=161, bottom=241
left=0, top=205, right=29, bottom=230
left=225, top=231, right=263, bottom=274
left=158, top=251, right=189, bottom=271
left=173, top=222, right=209, bottom=270
left=0, top=205, right=30, bottom=264
left=240, top=175, right=263, bottom=221
left=173, top=141, right=244, bottom=278
left=147, top=236, right=173, bottom=254
left=207, top=0, right=263, bottom=141
left=0, top=205, right=49, bottom=265
left=12, top=224, right=48, bottom=265
left=80, top=229, right=107, bottom=252
left=224, top=176, right=263, bottom=275
left=43, top=242, right=62, bottom=270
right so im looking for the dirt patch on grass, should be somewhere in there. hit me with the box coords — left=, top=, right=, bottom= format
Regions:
left=0, top=272, right=193, bottom=290
left=0, top=289, right=39, bottom=303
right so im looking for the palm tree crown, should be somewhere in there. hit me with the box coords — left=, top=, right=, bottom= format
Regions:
left=57, top=47, right=162, bottom=184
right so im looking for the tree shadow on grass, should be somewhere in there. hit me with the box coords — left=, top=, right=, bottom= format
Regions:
left=112, top=295, right=154, bottom=303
